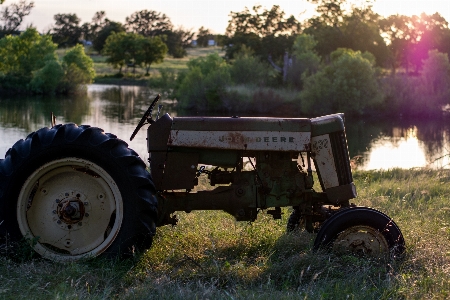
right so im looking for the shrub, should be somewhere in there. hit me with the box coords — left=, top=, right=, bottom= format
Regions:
left=301, top=48, right=382, bottom=115
left=230, top=46, right=274, bottom=86
left=176, top=53, right=231, bottom=111
left=61, top=44, right=96, bottom=93
left=30, top=60, right=64, bottom=94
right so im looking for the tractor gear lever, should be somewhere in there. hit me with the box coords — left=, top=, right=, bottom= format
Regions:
left=130, top=94, right=160, bottom=141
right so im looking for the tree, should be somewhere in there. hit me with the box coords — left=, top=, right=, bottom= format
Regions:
left=418, top=50, right=450, bottom=111
left=0, top=27, right=57, bottom=76
left=0, top=27, right=94, bottom=94
left=0, top=0, right=34, bottom=36
left=60, top=44, right=95, bottom=91
left=137, top=36, right=167, bottom=75
left=103, top=32, right=143, bottom=74
left=379, top=14, right=414, bottom=74
left=226, top=5, right=300, bottom=37
left=287, top=34, right=321, bottom=88
left=52, top=13, right=82, bottom=47
left=125, top=10, right=172, bottom=37
left=176, top=53, right=231, bottom=110
left=165, top=27, right=194, bottom=58
left=379, top=13, right=450, bottom=73
left=229, top=45, right=273, bottom=85
left=304, top=2, right=389, bottom=66
left=301, top=48, right=382, bottom=115
left=80, top=11, right=106, bottom=42
left=103, top=32, right=127, bottom=73
left=196, top=26, right=211, bottom=47
left=92, top=19, right=125, bottom=52
left=225, top=5, right=300, bottom=61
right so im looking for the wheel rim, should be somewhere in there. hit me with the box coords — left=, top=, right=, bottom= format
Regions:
left=17, top=158, right=123, bottom=261
left=332, top=225, right=389, bottom=257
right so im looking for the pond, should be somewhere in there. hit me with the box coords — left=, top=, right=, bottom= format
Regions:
left=1, top=84, right=449, bottom=171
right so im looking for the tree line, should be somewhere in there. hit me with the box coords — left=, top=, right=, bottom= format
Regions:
left=1, top=0, right=450, bottom=117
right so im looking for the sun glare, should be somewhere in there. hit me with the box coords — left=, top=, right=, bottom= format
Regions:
left=363, top=126, right=428, bottom=170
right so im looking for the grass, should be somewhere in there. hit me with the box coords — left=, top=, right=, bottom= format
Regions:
left=87, top=46, right=225, bottom=84
left=3, top=168, right=450, bottom=299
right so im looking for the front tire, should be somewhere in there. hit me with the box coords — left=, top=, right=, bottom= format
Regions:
left=0, top=124, right=157, bottom=261
left=313, top=207, right=405, bottom=259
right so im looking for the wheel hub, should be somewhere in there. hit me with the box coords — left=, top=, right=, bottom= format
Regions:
left=333, top=225, right=389, bottom=256
left=57, top=197, right=85, bottom=224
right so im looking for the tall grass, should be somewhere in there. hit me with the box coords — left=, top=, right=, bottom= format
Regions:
left=3, top=168, right=450, bottom=298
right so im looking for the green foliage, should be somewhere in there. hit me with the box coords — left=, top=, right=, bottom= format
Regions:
left=148, top=68, right=177, bottom=96
left=61, top=44, right=96, bottom=90
left=419, top=50, right=450, bottom=107
left=51, top=13, right=82, bottom=47
left=137, top=36, right=168, bottom=75
left=0, top=29, right=94, bottom=94
left=0, top=28, right=57, bottom=76
left=164, top=27, right=194, bottom=58
left=225, top=5, right=300, bottom=62
left=29, top=59, right=64, bottom=94
left=92, top=20, right=125, bottom=52
left=0, top=0, right=34, bottom=37
left=288, top=34, right=321, bottom=88
left=381, top=50, right=450, bottom=117
left=176, top=53, right=231, bottom=111
left=103, top=32, right=168, bottom=76
left=229, top=46, right=274, bottom=86
left=125, top=9, right=172, bottom=37
left=305, top=5, right=389, bottom=66
left=301, top=48, right=382, bottom=115
left=102, top=32, right=128, bottom=73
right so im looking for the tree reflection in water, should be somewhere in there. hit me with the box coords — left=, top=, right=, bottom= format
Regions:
left=1, top=84, right=450, bottom=170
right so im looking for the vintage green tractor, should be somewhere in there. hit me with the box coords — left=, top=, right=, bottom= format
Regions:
left=0, top=95, right=405, bottom=261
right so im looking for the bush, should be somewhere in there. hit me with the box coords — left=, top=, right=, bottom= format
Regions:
left=379, top=50, right=450, bottom=117
left=30, top=60, right=64, bottom=94
left=230, top=46, right=274, bottom=86
left=61, top=44, right=96, bottom=93
left=301, top=48, right=382, bottom=115
left=176, top=53, right=231, bottom=111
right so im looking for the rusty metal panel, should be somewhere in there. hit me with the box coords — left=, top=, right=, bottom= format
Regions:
left=161, top=152, right=198, bottom=190
left=172, top=116, right=311, bottom=132
left=311, top=134, right=339, bottom=189
left=147, top=113, right=173, bottom=152
left=169, top=130, right=311, bottom=151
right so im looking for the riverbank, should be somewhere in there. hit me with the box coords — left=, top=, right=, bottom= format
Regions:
left=1, top=168, right=450, bottom=298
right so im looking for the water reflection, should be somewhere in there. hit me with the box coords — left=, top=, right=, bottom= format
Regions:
left=348, top=119, right=450, bottom=170
left=1, top=84, right=450, bottom=171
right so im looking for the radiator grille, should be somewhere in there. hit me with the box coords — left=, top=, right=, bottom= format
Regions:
left=329, top=131, right=353, bottom=185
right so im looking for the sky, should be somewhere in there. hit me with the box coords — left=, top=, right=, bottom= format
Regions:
left=9, top=0, right=450, bottom=34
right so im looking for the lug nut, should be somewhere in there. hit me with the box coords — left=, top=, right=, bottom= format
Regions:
left=57, top=220, right=61, bottom=224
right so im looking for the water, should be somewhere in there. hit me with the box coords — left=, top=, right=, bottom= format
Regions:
left=1, top=84, right=449, bottom=170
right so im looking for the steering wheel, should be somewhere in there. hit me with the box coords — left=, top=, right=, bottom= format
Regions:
left=129, top=94, right=160, bottom=141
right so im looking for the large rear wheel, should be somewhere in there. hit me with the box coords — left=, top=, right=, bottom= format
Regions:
left=0, top=124, right=157, bottom=261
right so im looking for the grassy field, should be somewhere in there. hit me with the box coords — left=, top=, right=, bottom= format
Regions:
left=2, top=168, right=450, bottom=299
left=87, top=46, right=225, bottom=84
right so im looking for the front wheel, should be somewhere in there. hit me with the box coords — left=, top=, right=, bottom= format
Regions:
left=313, top=207, right=405, bottom=259
left=0, top=124, right=157, bottom=261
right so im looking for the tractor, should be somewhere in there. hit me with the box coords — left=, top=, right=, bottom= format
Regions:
left=0, top=94, right=405, bottom=262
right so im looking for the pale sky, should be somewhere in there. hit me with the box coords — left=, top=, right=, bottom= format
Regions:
left=10, top=0, right=450, bottom=34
